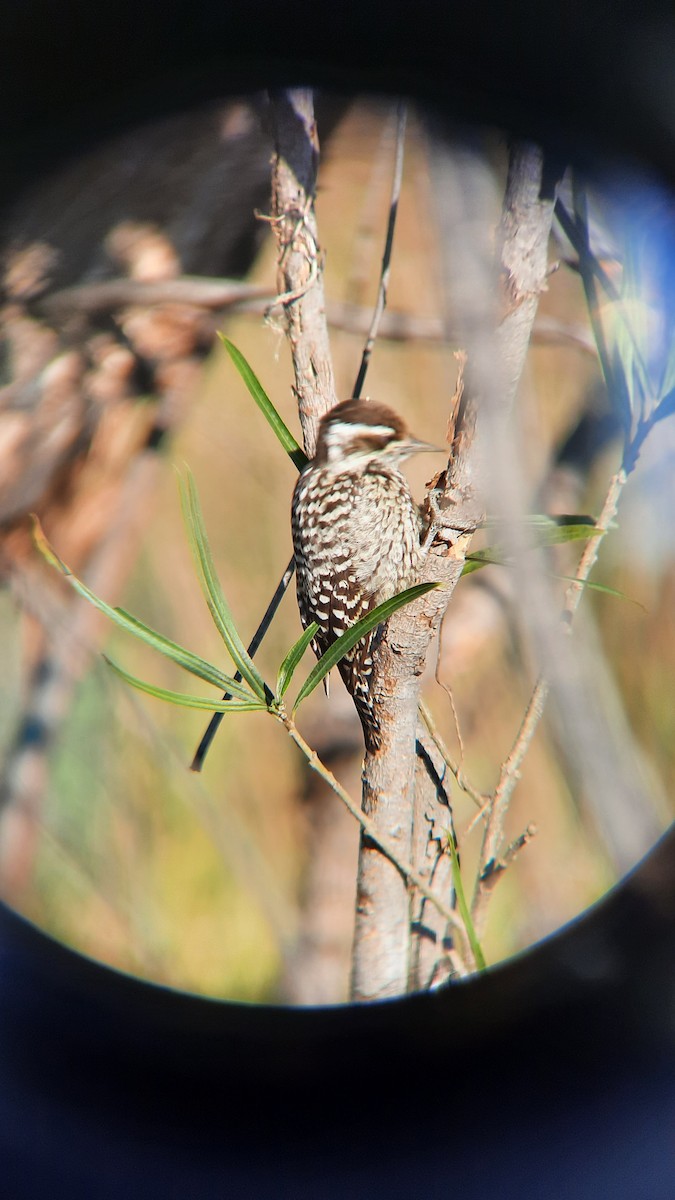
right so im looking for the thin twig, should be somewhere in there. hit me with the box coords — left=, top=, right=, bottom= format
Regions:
left=345, top=110, right=402, bottom=309
left=463, top=797, right=492, bottom=839
left=190, top=556, right=296, bottom=771
left=418, top=699, right=487, bottom=810
left=502, top=823, right=538, bottom=867
left=281, top=715, right=467, bottom=938
left=473, top=824, right=538, bottom=903
left=469, top=682, right=543, bottom=934
left=471, top=467, right=628, bottom=933
left=562, top=468, right=626, bottom=624
left=434, top=614, right=467, bottom=762
left=352, top=101, right=407, bottom=399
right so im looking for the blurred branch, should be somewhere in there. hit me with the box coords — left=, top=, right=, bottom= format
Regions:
left=404, top=139, right=561, bottom=994
left=0, top=447, right=164, bottom=896
left=40, top=277, right=273, bottom=318
left=470, top=467, right=627, bottom=935
left=0, top=96, right=341, bottom=983
left=496, top=143, right=563, bottom=405
left=40, top=274, right=598, bottom=353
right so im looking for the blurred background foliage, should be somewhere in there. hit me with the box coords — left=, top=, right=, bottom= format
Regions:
left=0, top=99, right=673, bottom=1000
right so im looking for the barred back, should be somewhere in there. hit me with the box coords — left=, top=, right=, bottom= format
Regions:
left=291, top=457, right=422, bottom=752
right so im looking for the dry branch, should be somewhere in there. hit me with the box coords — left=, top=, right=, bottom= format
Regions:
left=352, top=139, right=560, bottom=999
left=470, top=467, right=627, bottom=935
left=264, top=89, right=345, bottom=1000
left=267, top=89, right=338, bottom=456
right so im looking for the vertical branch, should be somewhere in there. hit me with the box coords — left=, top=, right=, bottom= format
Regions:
left=401, top=136, right=559, bottom=993
left=268, top=89, right=338, bottom=456
left=265, top=89, right=343, bottom=1001
left=351, top=643, right=426, bottom=1001
left=281, top=105, right=408, bottom=1003
left=496, top=142, right=559, bottom=402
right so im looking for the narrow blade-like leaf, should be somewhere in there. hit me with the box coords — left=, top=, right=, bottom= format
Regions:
left=482, top=513, right=597, bottom=530
left=479, top=515, right=602, bottom=546
left=557, top=576, right=646, bottom=609
left=540, top=521, right=602, bottom=544
left=113, top=610, right=261, bottom=698
left=179, top=470, right=269, bottom=702
left=461, top=549, right=507, bottom=576
left=276, top=622, right=319, bottom=699
left=218, top=334, right=308, bottom=471
left=447, top=834, right=486, bottom=972
left=33, top=519, right=254, bottom=696
left=462, top=520, right=603, bottom=575
left=104, top=656, right=268, bottom=711
left=294, top=581, right=439, bottom=709
left=461, top=551, right=640, bottom=607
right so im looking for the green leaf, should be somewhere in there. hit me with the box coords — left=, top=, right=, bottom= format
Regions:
left=447, top=833, right=486, bottom=972
left=293, top=581, right=440, bottom=709
left=460, top=546, right=642, bottom=608
left=554, top=576, right=647, bottom=610
left=218, top=334, right=308, bottom=472
left=276, top=622, right=319, bottom=699
left=481, top=513, right=597, bottom=530
left=112, top=609, right=261, bottom=699
left=461, top=549, right=506, bottom=576
left=179, top=470, right=270, bottom=702
left=104, top=656, right=268, bottom=711
left=461, top=519, right=603, bottom=575
left=479, top=516, right=602, bottom=545
left=32, top=519, right=255, bottom=697
left=521, top=518, right=602, bottom=545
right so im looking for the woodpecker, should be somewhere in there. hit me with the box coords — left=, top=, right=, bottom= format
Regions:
left=291, top=399, right=442, bottom=752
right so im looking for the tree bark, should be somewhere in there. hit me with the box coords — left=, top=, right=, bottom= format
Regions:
left=268, top=89, right=338, bottom=456
left=352, top=138, right=561, bottom=1000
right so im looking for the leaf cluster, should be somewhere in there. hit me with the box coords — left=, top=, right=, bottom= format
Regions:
left=34, top=338, right=610, bottom=734
left=33, top=492, right=437, bottom=725
left=556, top=183, right=675, bottom=473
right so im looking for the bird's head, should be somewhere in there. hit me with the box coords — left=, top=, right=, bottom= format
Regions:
left=314, top=399, right=444, bottom=468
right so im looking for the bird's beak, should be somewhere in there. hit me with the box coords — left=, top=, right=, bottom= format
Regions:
left=402, top=438, right=447, bottom=457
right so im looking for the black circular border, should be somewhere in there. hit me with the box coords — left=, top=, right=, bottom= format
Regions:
left=2, top=0, right=675, bottom=1194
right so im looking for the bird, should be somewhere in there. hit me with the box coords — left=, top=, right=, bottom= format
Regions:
left=291, top=398, right=443, bottom=752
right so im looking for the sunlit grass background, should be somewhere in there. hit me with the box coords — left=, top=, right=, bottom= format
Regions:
left=2, top=100, right=673, bottom=999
